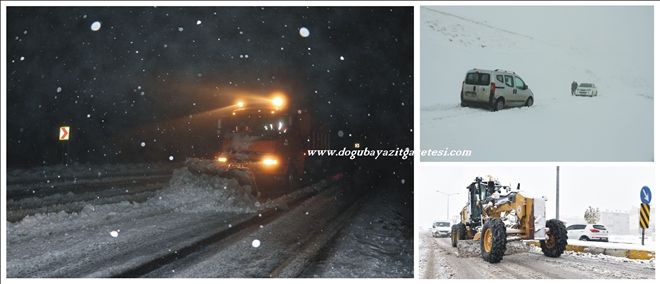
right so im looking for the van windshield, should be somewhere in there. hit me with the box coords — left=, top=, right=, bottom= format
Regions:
left=465, top=72, right=490, bottom=86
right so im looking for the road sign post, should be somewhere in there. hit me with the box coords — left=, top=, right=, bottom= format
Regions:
left=640, top=203, right=650, bottom=245
left=59, top=126, right=70, bottom=165
left=639, top=186, right=651, bottom=246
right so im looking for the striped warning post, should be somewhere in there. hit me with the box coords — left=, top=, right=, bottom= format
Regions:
left=639, top=203, right=650, bottom=229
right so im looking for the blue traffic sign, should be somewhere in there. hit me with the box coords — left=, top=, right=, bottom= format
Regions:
left=640, top=186, right=652, bottom=204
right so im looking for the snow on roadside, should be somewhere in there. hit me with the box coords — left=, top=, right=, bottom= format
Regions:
left=529, top=245, right=654, bottom=267
left=609, top=234, right=656, bottom=247
left=300, top=187, right=413, bottom=278
left=8, top=167, right=257, bottom=241
left=7, top=162, right=180, bottom=184
left=567, top=239, right=655, bottom=252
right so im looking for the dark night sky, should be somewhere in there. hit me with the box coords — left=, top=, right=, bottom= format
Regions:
left=6, top=7, right=413, bottom=170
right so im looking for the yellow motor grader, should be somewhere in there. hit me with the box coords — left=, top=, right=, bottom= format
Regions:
left=450, top=176, right=567, bottom=263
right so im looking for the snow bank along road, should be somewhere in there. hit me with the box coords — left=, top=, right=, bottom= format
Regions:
left=7, top=164, right=412, bottom=277
left=419, top=232, right=654, bottom=279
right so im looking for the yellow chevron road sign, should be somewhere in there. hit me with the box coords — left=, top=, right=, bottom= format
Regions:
left=640, top=203, right=650, bottom=229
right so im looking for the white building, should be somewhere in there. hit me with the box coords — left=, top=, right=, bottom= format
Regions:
left=601, top=210, right=629, bottom=234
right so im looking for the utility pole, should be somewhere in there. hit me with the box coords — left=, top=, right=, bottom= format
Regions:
left=556, top=166, right=560, bottom=220
left=437, top=191, right=461, bottom=221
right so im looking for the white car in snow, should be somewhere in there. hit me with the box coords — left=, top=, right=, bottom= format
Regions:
left=566, top=224, right=609, bottom=242
left=460, top=69, right=534, bottom=111
left=431, top=221, right=451, bottom=238
left=574, top=83, right=598, bottom=97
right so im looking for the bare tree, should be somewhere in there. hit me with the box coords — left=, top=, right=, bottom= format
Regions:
left=584, top=206, right=600, bottom=224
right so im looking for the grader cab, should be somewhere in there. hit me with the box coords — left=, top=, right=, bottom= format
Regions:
left=450, top=176, right=567, bottom=263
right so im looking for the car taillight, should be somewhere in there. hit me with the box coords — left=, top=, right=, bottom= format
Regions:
left=590, top=229, right=600, bottom=233
left=490, top=82, right=496, bottom=96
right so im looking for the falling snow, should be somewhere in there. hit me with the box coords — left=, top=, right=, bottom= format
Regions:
left=299, top=27, right=310, bottom=38
left=90, top=21, right=101, bottom=31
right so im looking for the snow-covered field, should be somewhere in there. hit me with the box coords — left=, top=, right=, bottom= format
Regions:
left=420, top=8, right=653, bottom=161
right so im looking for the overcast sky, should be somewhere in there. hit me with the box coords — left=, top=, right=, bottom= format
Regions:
left=418, top=165, right=655, bottom=228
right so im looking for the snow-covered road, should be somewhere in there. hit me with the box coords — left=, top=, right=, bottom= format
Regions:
left=419, top=232, right=655, bottom=279
left=7, top=164, right=412, bottom=278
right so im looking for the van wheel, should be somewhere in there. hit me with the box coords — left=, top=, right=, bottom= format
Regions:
left=525, top=97, right=534, bottom=107
left=461, top=101, right=467, bottom=107
left=493, top=98, right=504, bottom=112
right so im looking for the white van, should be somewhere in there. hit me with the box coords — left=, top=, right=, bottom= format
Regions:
left=432, top=221, right=451, bottom=238
left=460, top=69, right=534, bottom=111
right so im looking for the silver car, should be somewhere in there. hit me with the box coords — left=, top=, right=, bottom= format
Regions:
left=461, top=69, right=535, bottom=111
left=575, top=83, right=598, bottom=97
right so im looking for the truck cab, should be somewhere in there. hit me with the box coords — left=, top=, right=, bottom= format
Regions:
left=215, top=93, right=328, bottom=195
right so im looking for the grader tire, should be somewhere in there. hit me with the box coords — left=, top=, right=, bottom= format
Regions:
left=481, top=219, right=507, bottom=263
left=541, top=219, right=568, bottom=257
left=456, top=223, right=467, bottom=240
left=451, top=223, right=467, bottom=247
left=451, top=225, right=458, bottom=247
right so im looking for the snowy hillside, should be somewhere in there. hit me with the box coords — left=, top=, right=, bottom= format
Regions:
left=420, top=8, right=653, bottom=161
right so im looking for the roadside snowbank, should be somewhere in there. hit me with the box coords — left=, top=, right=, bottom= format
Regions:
left=568, top=239, right=654, bottom=252
left=8, top=167, right=257, bottom=240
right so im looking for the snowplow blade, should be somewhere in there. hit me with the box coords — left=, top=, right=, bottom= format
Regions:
left=456, top=240, right=530, bottom=258
left=184, top=158, right=258, bottom=195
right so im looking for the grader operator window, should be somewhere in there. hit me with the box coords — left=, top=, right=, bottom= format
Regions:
left=468, top=183, right=482, bottom=224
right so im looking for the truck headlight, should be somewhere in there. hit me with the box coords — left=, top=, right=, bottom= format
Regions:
left=217, top=156, right=228, bottom=163
left=262, top=156, right=279, bottom=167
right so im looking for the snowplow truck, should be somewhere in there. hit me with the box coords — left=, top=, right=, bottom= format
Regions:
left=450, top=176, right=567, bottom=263
left=209, top=93, right=329, bottom=196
